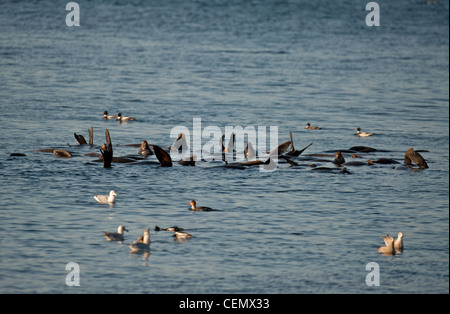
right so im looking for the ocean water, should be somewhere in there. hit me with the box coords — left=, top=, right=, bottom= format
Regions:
left=0, top=0, right=448, bottom=294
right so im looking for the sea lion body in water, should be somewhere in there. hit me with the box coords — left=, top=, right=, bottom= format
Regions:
left=138, top=140, right=153, bottom=156
left=404, top=147, right=428, bottom=169
left=333, top=151, right=346, bottom=165
left=100, top=129, right=113, bottom=168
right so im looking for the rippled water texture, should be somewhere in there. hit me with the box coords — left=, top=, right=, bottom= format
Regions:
left=0, top=0, right=448, bottom=293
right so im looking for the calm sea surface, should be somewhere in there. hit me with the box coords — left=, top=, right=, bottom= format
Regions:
left=0, top=0, right=448, bottom=294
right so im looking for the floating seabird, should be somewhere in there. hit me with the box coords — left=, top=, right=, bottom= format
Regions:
left=129, top=228, right=150, bottom=252
left=187, top=200, right=213, bottom=211
left=395, top=232, right=404, bottom=252
left=355, top=127, right=374, bottom=137
left=117, top=112, right=135, bottom=122
left=94, top=190, right=117, bottom=204
left=305, top=123, right=321, bottom=130
left=173, top=231, right=192, bottom=240
left=154, top=225, right=185, bottom=232
left=103, top=111, right=116, bottom=119
left=103, top=225, right=128, bottom=241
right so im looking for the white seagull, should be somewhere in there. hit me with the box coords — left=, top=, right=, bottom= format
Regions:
left=103, top=225, right=128, bottom=242
left=94, top=190, right=117, bottom=204
left=129, top=228, right=150, bottom=252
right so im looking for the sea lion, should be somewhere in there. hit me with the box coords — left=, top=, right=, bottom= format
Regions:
left=404, top=147, right=428, bottom=169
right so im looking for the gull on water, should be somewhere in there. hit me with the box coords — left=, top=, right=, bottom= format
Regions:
left=94, top=190, right=117, bottom=204
left=103, top=225, right=128, bottom=242
left=394, top=232, right=404, bottom=252
left=129, top=228, right=150, bottom=252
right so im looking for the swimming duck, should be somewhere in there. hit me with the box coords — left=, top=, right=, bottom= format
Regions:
left=117, top=112, right=135, bottom=122
left=154, top=225, right=185, bottom=232
left=333, top=151, right=346, bottom=165
left=187, top=200, right=213, bottom=211
left=103, top=111, right=116, bottom=119
left=103, top=225, right=128, bottom=241
left=93, top=190, right=117, bottom=204
left=305, top=123, right=321, bottom=130
left=377, top=234, right=395, bottom=255
left=129, top=228, right=150, bottom=252
left=355, top=127, right=374, bottom=137
left=173, top=231, right=192, bottom=240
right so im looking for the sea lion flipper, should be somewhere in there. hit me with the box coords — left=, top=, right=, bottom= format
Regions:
left=153, top=145, right=173, bottom=167
left=88, top=126, right=93, bottom=146
left=100, top=129, right=113, bottom=168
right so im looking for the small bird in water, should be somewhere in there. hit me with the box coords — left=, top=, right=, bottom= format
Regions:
left=377, top=234, right=395, bottom=255
left=187, top=200, right=213, bottom=211
left=93, top=190, right=117, bottom=204
left=355, top=127, right=374, bottom=137
left=154, top=225, right=185, bottom=232
left=117, top=112, right=135, bottom=122
left=394, top=232, right=404, bottom=253
left=129, top=228, right=150, bottom=252
left=103, top=225, right=128, bottom=242
left=173, top=231, right=192, bottom=240
left=305, top=123, right=321, bottom=130
left=103, top=111, right=116, bottom=119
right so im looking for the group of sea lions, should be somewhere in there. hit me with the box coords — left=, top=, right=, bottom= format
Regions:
left=12, top=124, right=429, bottom=172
